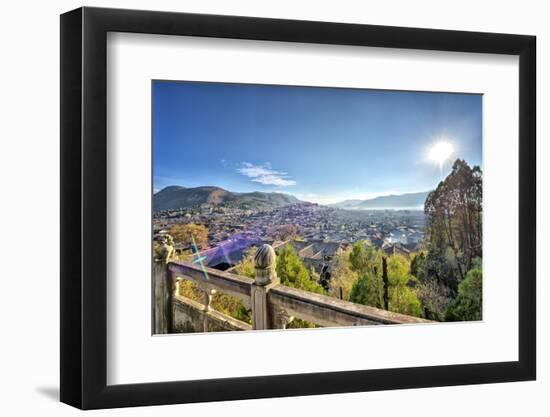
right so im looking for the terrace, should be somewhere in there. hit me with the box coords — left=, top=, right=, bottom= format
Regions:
left=153, top=240, right=432, bottom=334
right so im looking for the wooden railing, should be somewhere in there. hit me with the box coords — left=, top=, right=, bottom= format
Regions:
left=152, top=241, right=432, bottom=334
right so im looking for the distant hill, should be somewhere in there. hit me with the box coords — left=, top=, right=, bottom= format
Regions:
left=331, top=199, right=363, bottom=207
left=153, top=185, right=300, bottom=211
left=330, top=191, right=430, bottom=210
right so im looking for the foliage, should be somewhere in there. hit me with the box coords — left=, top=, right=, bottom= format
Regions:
left=445, top=266, right=482, bottom=321
left=172, top=249, right=195, bottom=262
left=416, top=245, right=460, bottom=293
left=328, top=247, right=358, bottom=300
left=410, top=252, right=425, bottom=278
left=273, top=244, right=325, bottom=328
left=424, top=159, right=482, bottom=293
left=177, top=279, right=203, bottom=300
left=386, top=255, right=423, bottom=317
left=350, top=272, right=383, bottom=308
left=348, top=242, right=384, bottom=308
left=169, top=223, right=209, bottom=247
left=233, top=246, right=257, bottom=278
left=349, top=241, right=369, bottom=272
left=348, top=242, right=423, bottom=317
left=176, top=279, right=251, bottom=324
left=415, top=159, right=484, bottom=321
left=276, top=244, right=325, bottom=294
left=349, top=241, right=383, bottom=274
left=287, top=318, right=317, bottom=329
left=416, top=279, right=452, bottom=321
left=211, top=293, right=251, bottom=324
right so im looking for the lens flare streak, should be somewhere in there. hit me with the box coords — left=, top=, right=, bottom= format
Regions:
left=191, top=234, right=210, bottom=281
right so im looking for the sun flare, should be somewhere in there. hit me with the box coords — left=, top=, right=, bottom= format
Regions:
left=429, top=141, right=454, bottom=167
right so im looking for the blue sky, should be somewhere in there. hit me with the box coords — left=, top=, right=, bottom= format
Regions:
left=153, top=80, right=482, bottom=204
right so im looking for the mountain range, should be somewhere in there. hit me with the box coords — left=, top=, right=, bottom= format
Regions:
left=153, top=185, right=300, bottom=211
left=154, top=185, right=430, bottom=212
left=329, top=191, right=430, bottom=210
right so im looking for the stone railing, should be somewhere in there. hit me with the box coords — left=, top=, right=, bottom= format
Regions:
left=153, top=239, right=432, bottom=334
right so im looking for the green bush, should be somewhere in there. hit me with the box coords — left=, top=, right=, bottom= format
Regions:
left=445, top=267, right=482, bottom=321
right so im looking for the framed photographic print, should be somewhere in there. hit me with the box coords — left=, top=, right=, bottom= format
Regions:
left=60, top=6, right=536, bottom=409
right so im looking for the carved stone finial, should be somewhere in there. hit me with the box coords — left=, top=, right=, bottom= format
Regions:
left=154, top=234, right=174, bottom=263
left=254, top=244, right=277, bottom=285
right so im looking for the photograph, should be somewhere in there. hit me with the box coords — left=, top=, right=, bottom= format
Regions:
left=152, top=80, right=483, bottom=334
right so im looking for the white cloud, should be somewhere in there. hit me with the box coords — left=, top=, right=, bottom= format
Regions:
left=237, top=162, right=296, bottom=187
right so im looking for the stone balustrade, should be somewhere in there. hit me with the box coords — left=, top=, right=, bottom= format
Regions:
left=153, top=241, right=432, bottom=334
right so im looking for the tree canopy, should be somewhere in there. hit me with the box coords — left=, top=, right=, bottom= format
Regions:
left=169, top=223, right=209, bottom=248
left=347, top=242, right=423, bottom=317
left=328, top=247, right=358, bottom=300
left=416, top=159, right=483, bottom=320
left=233, top=246, right=257, bottom=279
left=386, top=254, right=423, bottom=317
left=445, top=263, right=482, bottom=321
left=276, top=244, right=325, bottom=294
left=424, top=159, right=482, bottom=292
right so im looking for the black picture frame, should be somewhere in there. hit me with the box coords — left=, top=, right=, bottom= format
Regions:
left=60, top=6, right=536, bottom=410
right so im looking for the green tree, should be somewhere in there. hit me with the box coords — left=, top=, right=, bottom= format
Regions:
left=410, top=252, right=425, bottom=278
left=386, top=254, right=423, bottom=317
left=349, top=242, right=385, bottom=308
left=445, top=266, right=482, bottom=321
left=233, top=246, right=257, bottom=278
left=424, top=159, right=483, bottom=292
left=348, top=242, right=385, bottom=308
left=350, top=272, right=384, bottom=308
left=328, top=247, right=358, bottom=300
left=416, top=279, right=452, bottom=321
left=349, top=241, right=369, bottom=272
left=275, top=244, right=324, bottom=329
left=349, top=241, right=382, bottom=274
left=349, top=247, right=423, bottom=317
left=169, top=223, right=209, bottom=247
left=276, top=244, right=325, bottom=294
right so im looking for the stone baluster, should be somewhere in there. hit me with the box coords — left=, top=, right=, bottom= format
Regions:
left=252, top=244, right=281, bottom=330
left=153, top=234, right=175, bottom=334
left=201, top=287, right=216, bottom=332
left=271, top=306, right=294, bottom=330
left=174, top=277, right=183, bottom=296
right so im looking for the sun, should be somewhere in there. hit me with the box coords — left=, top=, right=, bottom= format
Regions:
left=429, top=141, right=454, bottom=168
